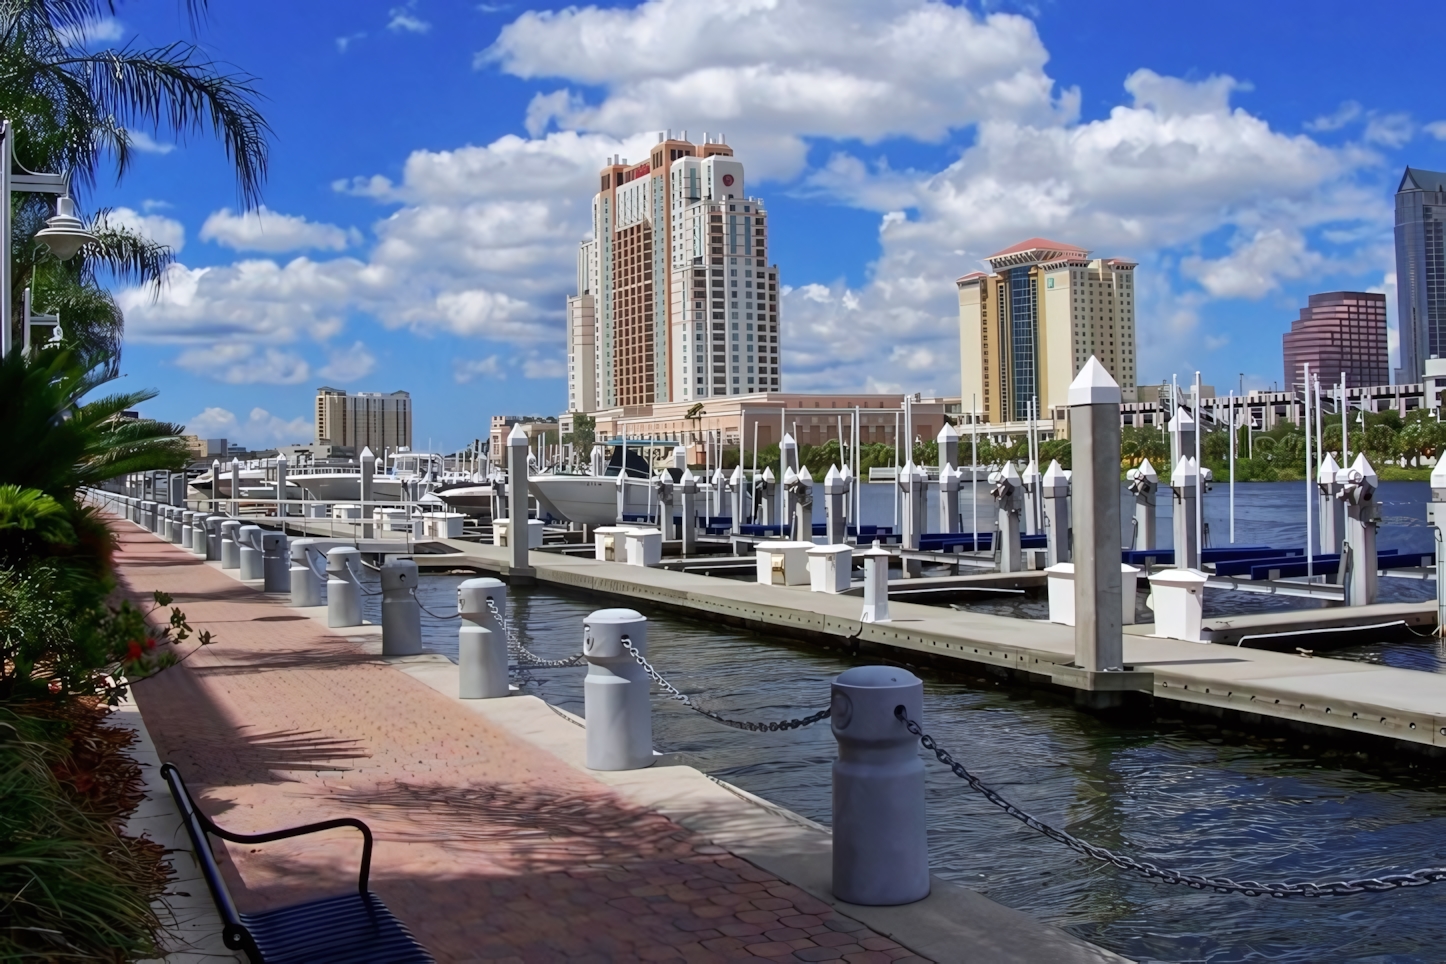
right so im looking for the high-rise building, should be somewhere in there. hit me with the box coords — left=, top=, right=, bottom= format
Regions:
left=958, top=238, right=1137, bottom=423
left=1394, top=167, right=1446, bottom=383
left=315, top=387, right=412, bottom=454
left=568, top=132, right=781, bottom=413
left=1282, top=291, right=1388, bottom=391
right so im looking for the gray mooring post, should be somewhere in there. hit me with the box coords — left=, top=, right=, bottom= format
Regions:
left=991, top=462, right=1024, bottom=572
left=260, top=532, right=290, bottom=593
left=830, top=665, right=929, bottom=906
left=205, top=514, right=223, bottom=561
left=1169, top=404, right=1195, bottom=470
left=1170, top=457, right=1200, bottom=571
left=730, top=464, right=745, bottom=534
left=359, top=446, right=375, bottom=540
left=1340, top=453, right=1380, bottom=606
left=169, top=472, right=185, bottom=508
left=1432, top=453, right=1446, bottom=634
left=1069, top=358, right=1124, bottom=673
left=937, top=422, right=959, bottom=476
left=1021, top=459, right=1041, bottom=536
left=824, top=465, right=847, bottom=545
left=1042, top=458, right=1071, bottom=566
left=326, top=547, right=363, bottom=628
left=938, top=464, right=961, bottom=535
left=274, top=454, right=288, bottom=520
left=290, top=539, right=324, bottom=608
left=760, top=466, right=777, bottom=527
left=237, top=525, right=263, bottom=580
left=230, top=459, right=241, bottom=518
left=583, top=608, right=653, bottom=770
left=220, top=520, right=240, bottom=569
left=1318, top=452, right=1343, bottom=555
left=458, top=577, right=509, bottom=699
left=679, top=468, right=698, bottom=555
left=655, top=470, right=676, bottom=537
left=179, top=510, right=193, bottom=549
left=792, top=465, right=814, bottom=542
left=710, top=466, right=724, bottom=518
left=897, top=461, right=922, bottom=551
left=210, top=459, right=221, bottom=511
left=860, top=540, right=891, bottom=622
left=780, top=466, right=798, bottom=537
left=380, top=558, right=422, bottom=656
left=781, top=431, right=799, bottom=474
left=168, top=506, right=183, bottom=544
left=507, top=424, right=533, bottom=578
left=1126, top=458, right=1158, bottom=550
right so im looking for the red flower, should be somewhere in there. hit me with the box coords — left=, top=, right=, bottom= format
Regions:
left=126, top=640, right=143, bottom=662
left=144, top=637, right=156, bottom=651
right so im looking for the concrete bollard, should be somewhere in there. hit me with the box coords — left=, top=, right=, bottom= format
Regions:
left=860, top=540, right=892, bottom=622
left=326, top=547, right=363, bottom=628
left=1126, top=459, right=1159, bottom=550
left=679, top=468, right=698, bottom=556
left=237, top=525, right=263, bottom=580
left=458, top=577, right=509, bottom=699
left=1170, top=457, right=1200, bottom=571
left=290, top=539, right=324, bottom=607
left=204, top=515, right=223, bottom=561
left=220, top=520, right=241, bottom=569
left=140, top=500, right=154, bottom=532
left=582, top=608, right=653, bottom=771
left=990, top=463, right=1024, bottom=572
left=824, top=465, right=847, bottom=546
left=380, top=559, right=422, bottom=657
left=188, top=514, right=209, bottom=557
left=830, top=665, right=929, bottom=906
left=1339, top=453, right=1380, bottom=607
left=179, top=510, right=193, bottom=549
left=1318, top=452, right=1344, bottom=556
left=260, top=531, right=290, bottom=593
left=1041, top=459, right=1071, bottom=567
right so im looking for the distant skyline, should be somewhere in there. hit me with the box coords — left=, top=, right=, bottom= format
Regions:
left=83, top=0, right=1446, bottom=450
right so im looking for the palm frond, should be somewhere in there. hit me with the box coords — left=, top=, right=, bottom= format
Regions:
left=75, top=211, right=175, bottom=288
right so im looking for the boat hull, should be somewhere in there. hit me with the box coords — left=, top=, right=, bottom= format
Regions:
left=527, top=476, right=652, bottom=526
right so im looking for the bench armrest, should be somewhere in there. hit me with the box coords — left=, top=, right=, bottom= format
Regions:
left=161, top=763, right=374, bottom=894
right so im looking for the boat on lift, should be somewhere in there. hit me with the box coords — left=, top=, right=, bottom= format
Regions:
left=526, top=440, right=665, bottom=526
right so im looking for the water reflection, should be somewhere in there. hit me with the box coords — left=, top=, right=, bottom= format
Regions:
left=374, top=573, right=1446, bottom=964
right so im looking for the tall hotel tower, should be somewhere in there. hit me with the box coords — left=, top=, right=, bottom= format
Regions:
left=958, top=238, right=1137, bottom=423
left=567, top=132, right=781, bottom=413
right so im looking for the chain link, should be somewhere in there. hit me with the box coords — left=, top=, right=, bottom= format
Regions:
left=409, top=587, right=462, bottom=620
left=484, top=597, right=585, bottom=667
left=622, top=640, right=830, bottom=732
left=896, top=707, right=1446, bottom=898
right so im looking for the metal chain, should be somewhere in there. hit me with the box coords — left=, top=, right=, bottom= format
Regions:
left=409, top=588, right=462, bottom=620
left=484, top=597, right=585, bottom=667
left=896, top=707, right=1446, bottom=898
left=622, top=640, right=830, bottom=732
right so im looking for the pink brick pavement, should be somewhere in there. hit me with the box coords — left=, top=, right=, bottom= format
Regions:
left=113, top=522, right=926, bottom=963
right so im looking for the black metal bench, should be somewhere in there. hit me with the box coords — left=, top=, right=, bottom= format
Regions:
left=161, top=763, right=433, bottom=963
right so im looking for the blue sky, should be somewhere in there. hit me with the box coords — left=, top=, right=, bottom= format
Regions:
left=86, top=0, right=1446, bottom=450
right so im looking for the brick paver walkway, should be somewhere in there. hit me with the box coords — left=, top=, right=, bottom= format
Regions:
left=114, top=523, right=924, bottom=963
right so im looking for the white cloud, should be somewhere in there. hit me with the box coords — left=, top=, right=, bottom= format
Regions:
left=200, top=206, right=358, bottom=253
left=125, top=129, right=176, bottom=155
left=1305, top=101, right=1363, bottom=133
left=388, top=1, right=431, bottom=33
left=187, top=406, right=314, bottom=448
left=1180, top=228, right=1326, bottom=300
left=1425, top=121, right=1446, bottom=141
left=175, top=344, right=311, bottom=385
left=1363, top=113, right=1414, bottom=148
left=102, top=207, right=185, bottom=252
left=454, top=356, right=503, bottom=383
left=58, top=16, right=124, bottom=47
left=522, top=355, right=565, bottom=378
left=336, top=31, right=367, bottom=52
left=317, top=341, right=378, bottom=382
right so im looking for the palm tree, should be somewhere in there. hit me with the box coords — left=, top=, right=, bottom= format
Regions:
left=0, top=0, right=271, bottom=355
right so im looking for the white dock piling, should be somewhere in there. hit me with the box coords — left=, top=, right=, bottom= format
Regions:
left=991, top=463, right=1024, bottom=573
left=824, top=465, right=847, bottom=545
left=1126, top=459, right=1158, bottom=550
left=1069, top=358, right=1125, bottom=673
left=938, top=464, right=961, bottom=535
left=507, top=425, right=532, bottom=577
left=1170, top=457, right=1201, bottom=571
left=1318, top=452, right=1343, bottom=554
left=1041, top=459, right=1071, bottom=566
left=1340, top=453, right=1380, bottom=606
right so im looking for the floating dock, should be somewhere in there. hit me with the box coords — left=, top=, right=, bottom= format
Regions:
left=420, top=539, right=1446, bottom=755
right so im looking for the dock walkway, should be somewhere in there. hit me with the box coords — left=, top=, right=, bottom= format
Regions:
left=110, top=520, right=1122, bottom=963
left=428, top=540, right=1446, bottom=754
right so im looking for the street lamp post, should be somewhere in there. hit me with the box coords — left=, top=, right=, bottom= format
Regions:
left=1, top=119, right=98, bottom=356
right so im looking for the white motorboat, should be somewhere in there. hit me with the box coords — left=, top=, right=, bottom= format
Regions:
left=527, top=475, right=656, bottom=526
left=434, top=481, right=494, bottom=520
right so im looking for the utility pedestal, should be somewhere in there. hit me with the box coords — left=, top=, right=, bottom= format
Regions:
left=860, top=541, right=891, bottom=623
left=1127, top=459, right=1159, bottom=550
left=830, top=666, right=928, bottom=906
left=1340, top=453, right=1380, bottom=607
left=1069, top=358, right=1125, bottom=674
left=1149, top=569, right=1208, bottom=642
left=1170, top=457, right=1200, bottom=571
left=990, top=463, right=1024, bottom=573
left=1041, top=459, right=1071, bottom=566
left=824, top=465, right=847, bottom=546
left=583, top=609, right=653, bottom=771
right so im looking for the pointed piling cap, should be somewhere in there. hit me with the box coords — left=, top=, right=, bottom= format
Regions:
left=712, top=466, right=724, bottom=483
left=507, top=424, right=528, bottom=446
left=824, top=464, right=840, bottom=484
left=782, top=466, right=798, bottom=485
left=797, top=465, right=813, bottom=484
left=1042, top=459, right=1069, bottom=495
left=1136, top=457, right=1157, bottom=482
left=762, top=466, right=775, bottom=483
left=1022, top=459, right=1040, bottom=481
left=1318, top=451, right=1340, bottom=477
left=938, top=462, right=956, bottom=484
left=730, top=464, right=745, bottom=485
left=861, top=538, right=892, bottom=559
left=840, top=464, right=853, bottom=482
left=780, top=432, right=796, bottom=449
left=275, top=454, right=287, bottom=467
left=1349, top=452, right=1377, bottom=487
left=360, top=446, right=375, bottom=462
left=1173, top=405, right=1195, bottom=429
left=1002, top=461, right=1022, bottom=482
left=1432, top=451, right=1446, bottom=492
left=1170, top=455, right=1198, bottom=486
left=681, top=467, right=696, bottom=482
left=1067, top=356, right=1121, bottom=406
left=937, top=421, right=959, bottom=443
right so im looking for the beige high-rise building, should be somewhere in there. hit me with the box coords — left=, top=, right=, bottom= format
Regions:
left=958, top=238, right=1137, bottom=423
left=569, top=131, right=781, bottom=413
left=315, top=387, right=412, bottom=454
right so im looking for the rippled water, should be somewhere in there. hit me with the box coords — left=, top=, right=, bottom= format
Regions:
left=359, top=571, right=1446, bottom=964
